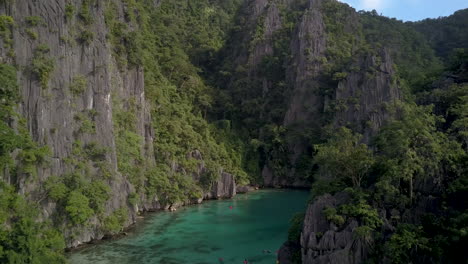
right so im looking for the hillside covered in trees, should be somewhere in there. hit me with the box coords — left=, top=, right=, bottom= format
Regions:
left=0, top=0, right=467, bottom=263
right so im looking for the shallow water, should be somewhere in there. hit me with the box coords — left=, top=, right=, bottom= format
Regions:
left=68, top=189, right=309, bottom=264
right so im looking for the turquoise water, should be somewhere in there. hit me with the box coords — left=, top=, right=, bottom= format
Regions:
left=68, top=189, right=308, bottom=264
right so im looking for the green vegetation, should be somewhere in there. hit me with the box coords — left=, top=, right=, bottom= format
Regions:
left=411, top=9, right=468, bottom=60
left=323, top=207, right=345, bottom=226
left=69, top=75, right=87, bottom=96
left=25, top=28, right=38, bottom=40
left=65, top=190, right=95, bottom=225
left=1, top=63, right=51, bottom=178
left=145, top=165, right=203, bottom=205
left=25, top=16, right=43, bottom=27
left=306, top=21, right=468, bottom=263
left=46, top=138, right=113, bottom=227
left=313, top=127, right=374, bottom=189
left=359, top=11, right=443, bottom=92
left=104, top=0, right=141, bottom=68
left=63, top=140, right=108, bottom=170
left=0, top=63, right=20, bottom=173
left=45, top=173, right=111, bottom=226
left=0, top=15, right=14, bottom=54
left=78, top=0, right=93, bottom=25
left=74, top=111, right=96, bottom=134
left=0, top=182, right=67, bottom=264
left=112, top=95, right=145, bottom=189
left=103, top=208, right=128, bottom=234
left=106, top=0, right=249, bottom=205
left=384, top=224, right=430, bottom=264
left=1, top=63, right=66, bottom=262
left=320, top=0, right=361, bottom=77
left=23, top=16, right=42, bottom=41
left=31, top=44, right=55, bottom=89
left=287, top=212, right=305, bottom=242
left=65, top=4, right=75, bottom=22
left=77, top=29, right=94, bottom=45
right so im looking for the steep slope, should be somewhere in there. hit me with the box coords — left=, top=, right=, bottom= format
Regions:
left=274, top=2, right=467, bottom=264
left=1, top=0, right=148, bottom=247
left=212, top=0, right=434, bottom=187
left=0, top=0, right=245, bottom=251
left=294, top=55, right=468, bottom=264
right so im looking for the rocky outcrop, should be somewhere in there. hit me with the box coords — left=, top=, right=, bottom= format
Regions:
left=278, top=241, right=301, bottom=264
left=297, top=188, right=442, bottom=263
left=225, top=0, right=401, bottom=187
left=284, top=0, right=327, bottom=130
left=279, top=0, right=399, bottom=183
left=283, top=0, right=327, bottom=176
left=0, top=0, right=148, bottom=246
left=236, top=185, right=256, bottom=193
left=0, top=0, right=240, bottom=248
left=188, top=150, right=237, bottom=199
left=204, top=172, right=237, bottom=199
left=248, top=2, right=282, bottom=71
left=332, top=49, right=401, bottom=143
left=300, top=194, right=370, bottom=264
left=140, top=171, right=237, bottom=212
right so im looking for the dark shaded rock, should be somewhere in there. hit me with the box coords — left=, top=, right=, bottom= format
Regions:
left=283, top=0, right=327, bottom=183
left=236, top=185, right=256, bottom=193
left=263, top=165, right=311, bottom=188
left=333, top=48, right=401, bottom=143
left=301, top=194, right=370, bottom=264
left=186, top=150, right=237, bottom=199
left=278, top=241, right=302, bottom=264
left=205, top=172, right=237, bottom=199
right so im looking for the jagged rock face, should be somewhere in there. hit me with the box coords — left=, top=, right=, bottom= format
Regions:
left=0, top=0, right=238, bottom=248
left=282, top=0, right=327, bottom=182
left=188, top=150, right=237, bottom=199
left=0, top=0, right=149, bottom=246
left=229, top=0, right=401, bottom=186
left=300, top=194, right=370, bottom=264
left=227, top=0, right=276, bottom=69
left=205, top=172, right=237, bottom=199
left=284, top=0, right=327, bottom=129
left=298, top=191, right=442, bottom=263
left=276, top=0, right=399, bottom=183
left=248, top=2, right=282, bottom=71
left=333, top=49, right=401, bottom=143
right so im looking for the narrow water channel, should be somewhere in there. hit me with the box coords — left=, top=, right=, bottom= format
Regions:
left=69, top=189, right=309, bottom=264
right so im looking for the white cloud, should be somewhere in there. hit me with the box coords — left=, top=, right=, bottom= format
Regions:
left=361, top=0, right=384, bottom=10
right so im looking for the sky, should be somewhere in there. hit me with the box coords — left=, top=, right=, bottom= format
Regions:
left=337, top=0, right=468, bottom=21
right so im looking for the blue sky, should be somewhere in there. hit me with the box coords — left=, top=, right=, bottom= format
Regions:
left=338, top=0, right=468, bottom=21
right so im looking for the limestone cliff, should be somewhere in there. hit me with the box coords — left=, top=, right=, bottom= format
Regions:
left=1, top=0, right=140, bottom=246
left=300, top=194, right=370, bottom=264
left=223, top=0, right=401, bottom=187
left=0, top=0, right=239, bottom=248
left=281, top=0, right=328, bottom=185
